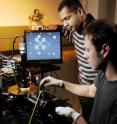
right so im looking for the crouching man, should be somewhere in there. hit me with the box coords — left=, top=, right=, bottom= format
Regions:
left=40, top=19, right=117, bottom=124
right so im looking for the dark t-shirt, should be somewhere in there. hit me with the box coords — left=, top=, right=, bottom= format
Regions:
left=89, top=71, right=117, bottom=124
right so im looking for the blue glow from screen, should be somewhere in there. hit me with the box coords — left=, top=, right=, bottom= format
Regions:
left=26, top=32, right=61, bottom=60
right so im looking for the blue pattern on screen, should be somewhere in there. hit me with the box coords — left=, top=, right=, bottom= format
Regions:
left=26, top=32, right=61, bottom=60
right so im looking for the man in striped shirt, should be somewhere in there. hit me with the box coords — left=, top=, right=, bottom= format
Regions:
left=57, top=0, right=98, bottom=121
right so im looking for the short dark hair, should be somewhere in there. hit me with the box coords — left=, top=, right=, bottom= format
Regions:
left=85, top=19, right=117, bottom=67
left=58, top=0, right=83, bottom=13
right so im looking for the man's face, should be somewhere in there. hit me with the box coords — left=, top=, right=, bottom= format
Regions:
left=84, top=34, right=104, bottom=70
left=59, top=6, right=82, bottom=31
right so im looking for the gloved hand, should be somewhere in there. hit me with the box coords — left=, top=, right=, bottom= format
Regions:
left=55, top=106, right=81, bottom=124
left=39, top=76, right=63, bottom=89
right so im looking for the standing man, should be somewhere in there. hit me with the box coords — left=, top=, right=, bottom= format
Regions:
left=40, top=19, right=117, bottom=124
left=57, top=0, right=97, bottom=121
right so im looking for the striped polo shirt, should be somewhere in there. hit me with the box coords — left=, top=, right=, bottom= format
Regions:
left=72, top=31, right=97, bottom=84
left=63, top=14, right=98, bottom=85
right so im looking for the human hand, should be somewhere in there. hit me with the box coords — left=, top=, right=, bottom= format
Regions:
left=55, top=106, right=81, bottom=124
left=39, top=76, right=63, bottom=89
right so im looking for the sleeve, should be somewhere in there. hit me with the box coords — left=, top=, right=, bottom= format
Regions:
left=109, top=101, right=117, bottom=124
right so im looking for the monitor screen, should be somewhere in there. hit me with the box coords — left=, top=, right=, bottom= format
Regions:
left=24, top=30, right=62, bottom=65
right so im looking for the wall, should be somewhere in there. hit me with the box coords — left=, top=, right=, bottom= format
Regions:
left=0, top=0, right=100, bottom=51
left=87, top=0, right=99, bottom=19
left=0, top=0, right=61, bottom=26
left=1, top=0, right=116, bottom=51
left=0, top=0, right=62, bottom=51
left=98, top=0, right=116, bottom=22
left=115, top=0, right=117, bottom=23
left=0, top=26, right=29, bottom=51
left=0, top=0, right=116, bottom=26
left=86, top=0, right=116, bottom=22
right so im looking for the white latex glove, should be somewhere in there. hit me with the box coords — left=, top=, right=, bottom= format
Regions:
left=55, top=106, right=81, bottom=124
left=40, top=76, right=63, bottom=88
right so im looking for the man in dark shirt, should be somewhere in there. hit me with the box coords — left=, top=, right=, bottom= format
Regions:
left=40, top=20, right=117, bottom=124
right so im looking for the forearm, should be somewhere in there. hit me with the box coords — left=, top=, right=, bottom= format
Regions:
left=62, top=81, right=94, bottom=98
left=40, top=76, right=96, bottom=97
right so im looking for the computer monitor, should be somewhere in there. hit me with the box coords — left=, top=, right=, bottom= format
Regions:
left=24, top=30, right=62, bottom=66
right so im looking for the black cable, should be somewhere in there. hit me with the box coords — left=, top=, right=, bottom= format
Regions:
left=9, top=35, right=24, bottom=59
